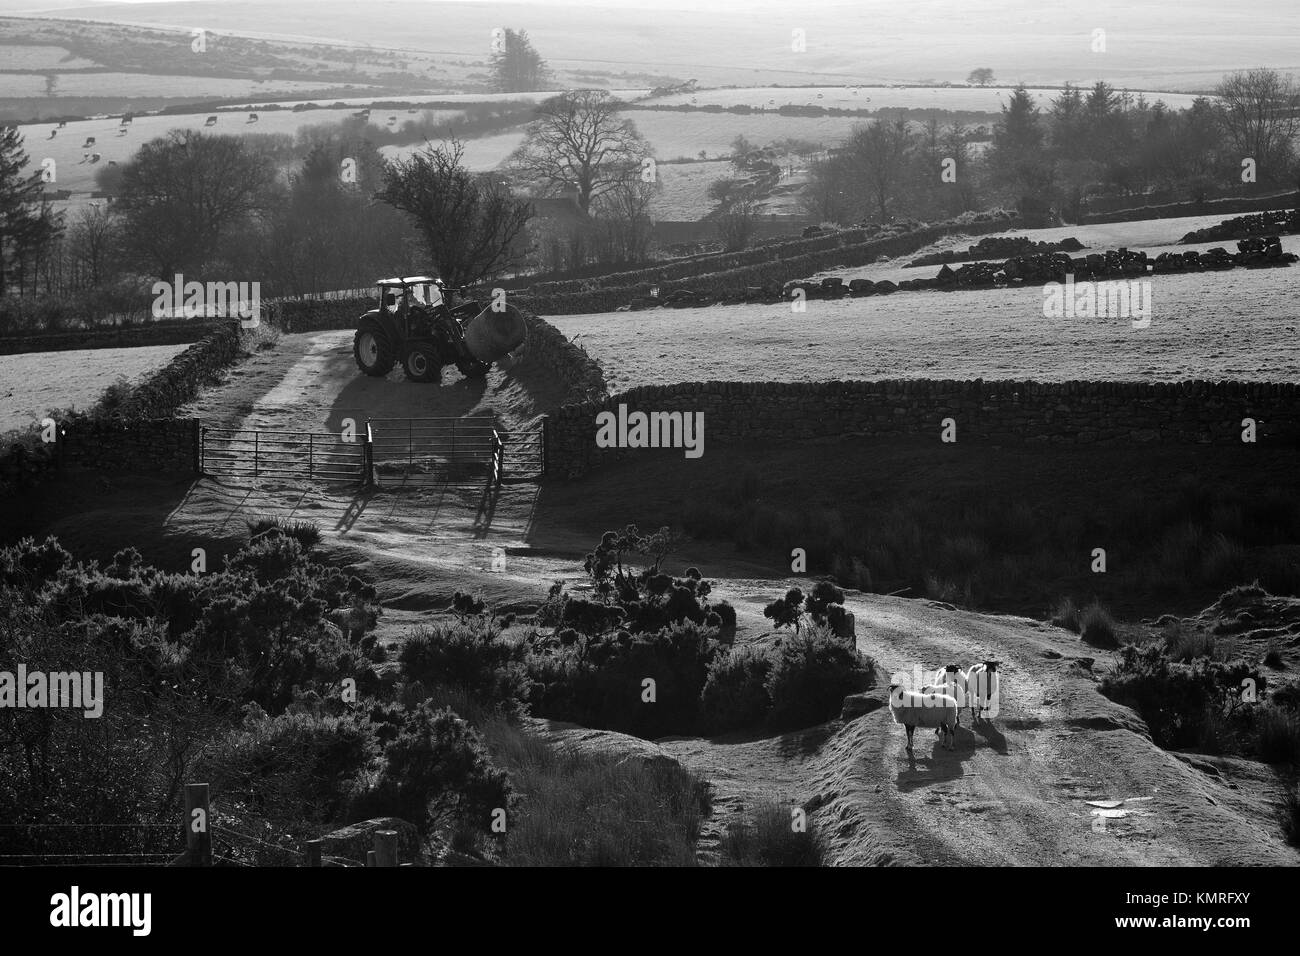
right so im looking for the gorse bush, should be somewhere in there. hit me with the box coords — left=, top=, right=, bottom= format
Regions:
left=764, top=626, right=876, bottom=730
left=700, top=646, right=772, bottom=734
left=0, top=533, right=448, bottom=861
left=1099, top=643, right=1264, bottom=750
left=398, top=620, right=532, bottom=720
left=196, top=705, right=379, bottom=826
left=527, top=621, right=720, bottom=738
left=353, top=703, right=515, bottom=845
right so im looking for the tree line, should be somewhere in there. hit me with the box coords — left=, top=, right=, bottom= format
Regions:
left=0, top=87, right=662, bottom=324
left=805, top=70, right=1300, bottom=227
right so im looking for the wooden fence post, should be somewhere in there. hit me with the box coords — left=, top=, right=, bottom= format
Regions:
left=305, top=839, right=322, bottom=868
left=374, top=830, right=398, bottom=867
left=366, top=850, right=377, bottom=867
left=184, top=782, right=212, bottom=866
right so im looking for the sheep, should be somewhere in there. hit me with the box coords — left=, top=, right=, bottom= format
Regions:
left=889, top=681, right=957, bottom=752
left=965, top=661, right=1001, bottom=722
left=929, top=664, right=969, bottom=716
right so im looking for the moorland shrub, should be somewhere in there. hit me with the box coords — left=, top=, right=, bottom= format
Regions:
left=718, top=800, right=821, bottom=866
left=398, top=620, right=532, bottom=720
left=1079, top=601, right=1118, bottom=648
left=700, top=646, right=772, bottom=734
left=764, top=626, right=876, bottom=731
left=527, top=621, right=721, bottom=738
left=479, top=717, right=708, bottom=866
left=351, top=703, right=514, bottom=842
left=1099, top=643, right=1264, bottom=750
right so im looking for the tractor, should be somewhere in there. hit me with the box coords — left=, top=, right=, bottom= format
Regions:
left=353, top=276, right=524, bottom=384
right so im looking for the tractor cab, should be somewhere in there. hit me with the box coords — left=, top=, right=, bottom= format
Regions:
left=378, top=276, right=444, bottom=316
left=355, top=276, right=494, bottom=384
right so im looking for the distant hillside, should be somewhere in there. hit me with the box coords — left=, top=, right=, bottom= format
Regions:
left=11, top=0, right=1300, bottom=90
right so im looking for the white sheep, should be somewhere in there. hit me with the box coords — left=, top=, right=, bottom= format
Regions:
left=889, top=682, right=957, bottom=752
left=929, top=664, right=969, bottom=716
left=965, top=661, right=1001, bottom=722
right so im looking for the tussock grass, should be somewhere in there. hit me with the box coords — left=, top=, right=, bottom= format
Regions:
left=1263, top=639, right=1284, bottom=669
left=480, top=718, right=709, bottom=866
left=246, top=517, right=322, bottom=551
left=718, top=800, right=821, bottom=867
left=1079, top=601, right=1117, bottom=648
left=1050, top=597, right=1081, bottom=633
left=1162, top=624, right=1228, bottom=663
left=1251, top=706, right=1300, bottom=765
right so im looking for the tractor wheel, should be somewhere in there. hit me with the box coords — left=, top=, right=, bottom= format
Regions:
left=456, top=358, right=490, bottom=379
left=402, top=344, right=442, bottom=384
left=354, top=319, right=395, bottom=377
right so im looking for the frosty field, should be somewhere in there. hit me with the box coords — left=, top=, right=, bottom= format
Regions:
left=0, top=343, right=188, bottom=433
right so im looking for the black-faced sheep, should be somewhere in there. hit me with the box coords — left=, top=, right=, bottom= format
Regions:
left=965, top=661, right=1001, bottom=722
left=889, top=682, right=957, bottom=752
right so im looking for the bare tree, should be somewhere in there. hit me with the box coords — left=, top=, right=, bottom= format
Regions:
left=508, top=90, right=652, bottom=213
left=66, top=204, right=121, bottom=287
left=1214, top=69, right=1300, bottom=184
left=846, top=119, right=914, bottom=222
left=592, top=175, right=658, bottom=264
left=709, top=179, right=762, bottom=251
left=967, top=68, right=996, bottom=87
left=378, top=139, right=533, bottom=286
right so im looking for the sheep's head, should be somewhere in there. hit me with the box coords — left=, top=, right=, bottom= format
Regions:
left=984, top=660, right=1001, bottom=672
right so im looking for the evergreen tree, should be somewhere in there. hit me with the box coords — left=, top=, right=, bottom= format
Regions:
left=0, top=126, right=48, bottom=297
left=489, top=28, right=551, bottom=93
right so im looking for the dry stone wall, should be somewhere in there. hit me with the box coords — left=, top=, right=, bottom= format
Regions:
left=58, top=419, right=199, bottom=473
left=544, top=379, right=1300, bottom=478
left=2, top=322, right=242, bottom=495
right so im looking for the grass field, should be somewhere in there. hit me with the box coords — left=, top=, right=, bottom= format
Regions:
left=0, top=43, right=100, bottom=68
left=628, top=111, right=869, bottom=159
left=0, top=73, right=356, bottom=99
left=651, top=160, right=731, bottom=220
left=18, top=107, right=465, bottom=195
left=639, top=85, right=1209, bottom=112
left=549, top=220, right=1300, bottom=390
left=241, top=90, right=654, bottom=109
left=0, top=343, right=189, bottom=433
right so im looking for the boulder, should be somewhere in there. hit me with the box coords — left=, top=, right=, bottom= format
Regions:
left=841, top=689, right=888, bottom=721
left=525, top=717, right=683, bottom=774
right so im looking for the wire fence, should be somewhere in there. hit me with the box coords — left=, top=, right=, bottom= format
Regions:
left=0, top=784, right=406, bottom=867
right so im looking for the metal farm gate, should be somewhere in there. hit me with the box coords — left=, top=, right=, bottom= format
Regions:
left=199, top=418, right=545, bottom=488
left=366, top=418, right=545, bottom=486
left=199, top=426, right=365, bottom=483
